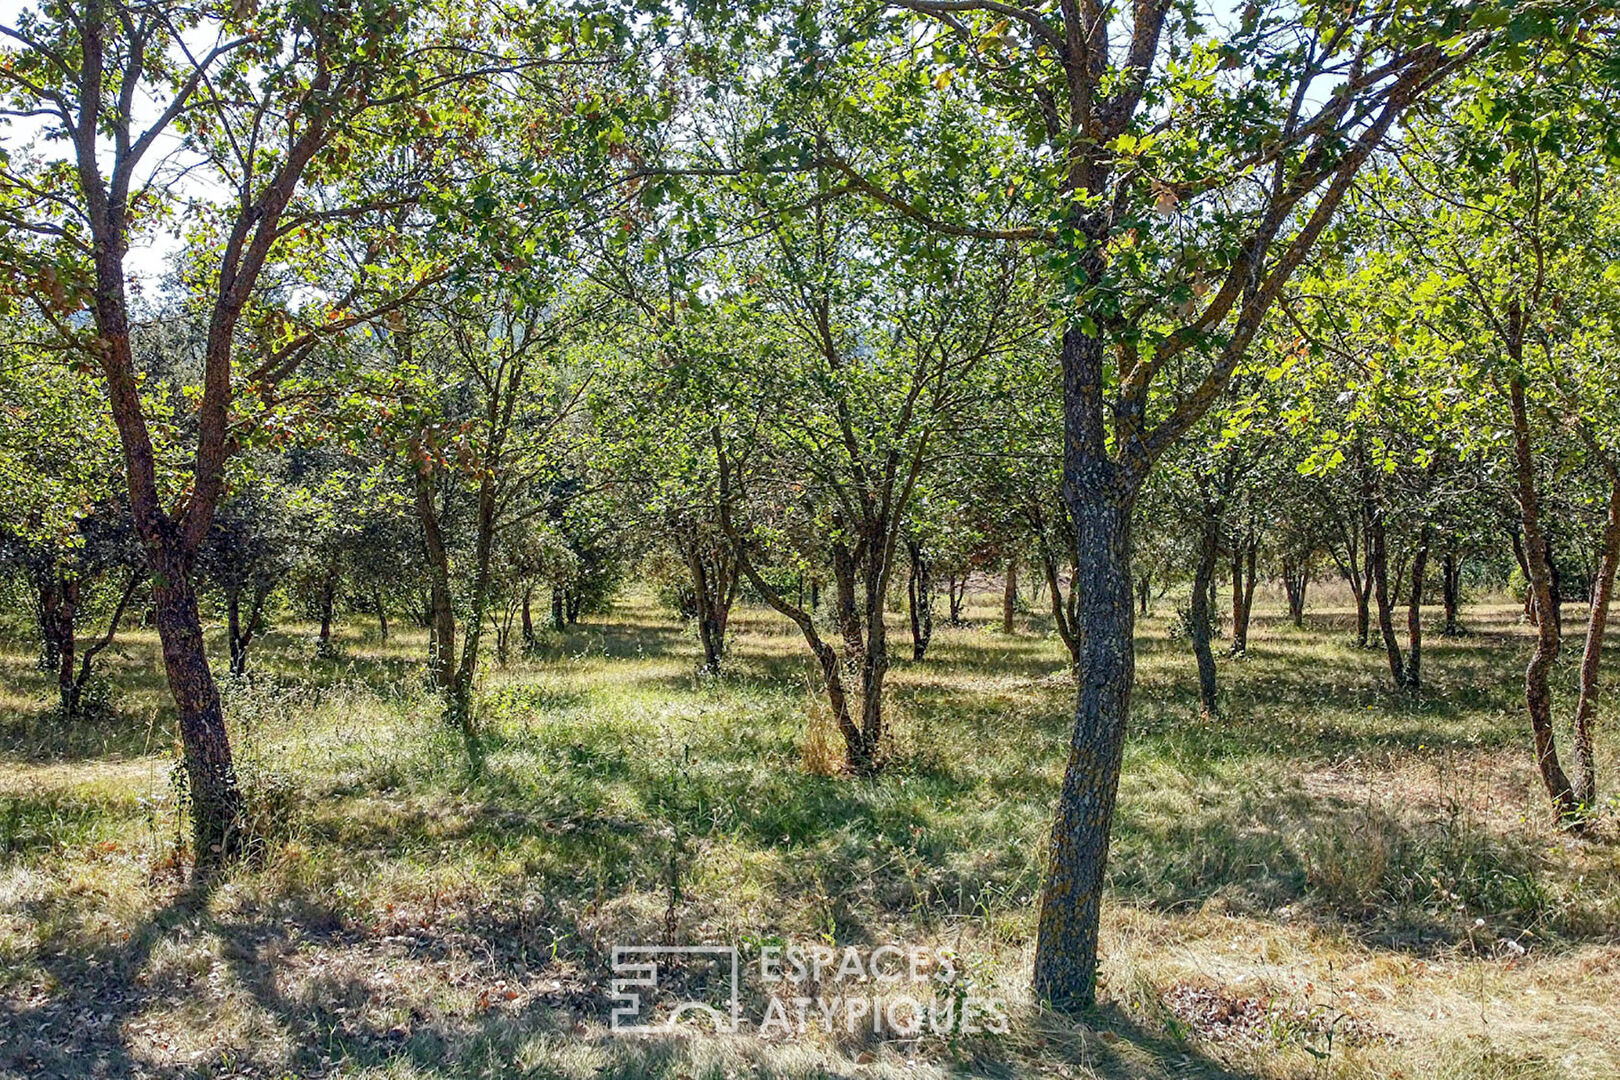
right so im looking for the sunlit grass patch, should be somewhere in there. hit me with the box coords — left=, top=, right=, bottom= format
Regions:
left=0, top=590, right=1617, bottom=1077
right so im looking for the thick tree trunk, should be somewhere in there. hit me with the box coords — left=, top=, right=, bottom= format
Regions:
left=1034, top=461, right=1135, bottom=1011
left=1002, top=557, right=1018, bottom=634
left=1572, top=478, right=1620, bottom=807
left=1508, top=368, right=1578, bottom=820
left=152, top=555, right=241, bottom=870
left=1190, top=511, right=1221, bottom=717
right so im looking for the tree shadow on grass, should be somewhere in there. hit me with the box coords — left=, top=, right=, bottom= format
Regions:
left=0, top=878, right=216, bottom=1079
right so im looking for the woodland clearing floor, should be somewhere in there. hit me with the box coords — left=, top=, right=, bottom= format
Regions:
left=0, top=593, right=1617, bottom=1079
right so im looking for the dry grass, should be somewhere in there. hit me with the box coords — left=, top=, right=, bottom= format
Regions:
left=0, top=591, right=1616, bottom=1079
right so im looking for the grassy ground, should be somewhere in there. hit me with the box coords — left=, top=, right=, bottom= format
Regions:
left=0, top=590, right=1617, bottom=1079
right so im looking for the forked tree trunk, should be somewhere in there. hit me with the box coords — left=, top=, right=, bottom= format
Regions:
left=65, top=572, right=140, bottom=715
left=1354, top=576, right=1373, bottom=646
left=946, top=574, right=966, bottom=626
left=684, top=538, right=738, bottom=675
left=1509, top=526, right=1537, bottom=623
left=1281, top=554, right=1309, bottom=628
left=1545, top=536, right=1564, bottom=636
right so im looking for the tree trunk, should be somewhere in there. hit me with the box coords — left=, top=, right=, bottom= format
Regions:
left=684, top=540, right=736, bottom=675
left=411, top=449, right=457, bottom=693
left=1441, top=547, right=1462, bottom=636
left=1405, top=524, right=1431, bottom=694
left=1190, top=510, right=1221, bottom=717
left=907, top=539, right=933, bottom=661
left=69, top=571, right=140, bottom=714
left=551, top=588, right=566, bottom=632
left=1002, top=556, right=1018, bottom=634
left=1509, top=525, right=1537, bottom=623
left=1282, top=555, right=1308, bottom=628
left=53, top=575, right=79, bottom=715
left=1572, top=477, right=1620, bottom=807
left=1136, top=570, right=1151, bottom=616
left=375, top=588, right=389, bottom=641
left=1369, top=503, right=1407, bottom=690
left=1229, top=530, right=1256, bottom=656
left=1033, top=459, right=1135, bottom=1011
left=1507, top=366, right=1578, bottom=820
left=316, top=561, right=337, bottom=655
left=521, top=585, right=536, bottom=650
left=1037, top=536, right=1080, bottom=670
left=34, top=566, right=64, bottom=674
left=858, top=532, right=892, bottom=774
left=1545, top=536, right=1564, bottom=636
left=152, top=553, right=242, bottom=870
left=227, top=588, right=247, bottom=676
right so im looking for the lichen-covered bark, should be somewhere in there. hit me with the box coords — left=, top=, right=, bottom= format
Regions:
left=1033, top=466, right=1134, bottom=1010
left=1033, top=326, right=1137, bottom=1011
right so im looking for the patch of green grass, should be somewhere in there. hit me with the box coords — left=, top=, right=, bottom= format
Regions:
left=0, top=592, right=1616, bottom=1078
